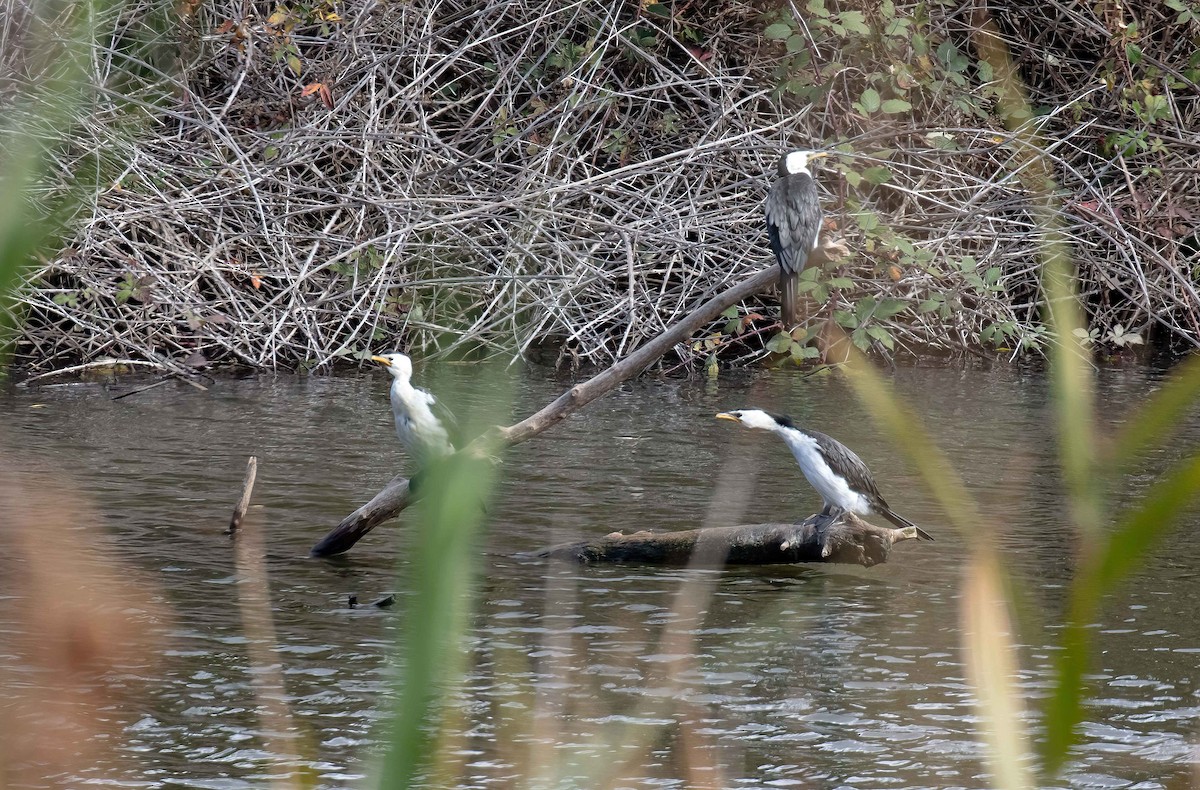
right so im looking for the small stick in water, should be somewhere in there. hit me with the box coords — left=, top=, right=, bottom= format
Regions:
left=226, top=456, right=258, bottom=536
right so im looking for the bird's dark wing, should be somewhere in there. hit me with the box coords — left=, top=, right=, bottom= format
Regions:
left=764, top=173, right=822, bottom=276
left=802, top=429, right=887, bottom=504
left=803, top=428, right=931, bottom=539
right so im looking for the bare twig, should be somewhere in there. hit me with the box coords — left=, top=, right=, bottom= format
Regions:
left=226, top=455, right=258, bottom=536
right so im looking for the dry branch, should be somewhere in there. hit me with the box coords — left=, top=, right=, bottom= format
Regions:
left=533, top=512, right=918, bottom=568
left=226, top=456, right=258, bottom=536
left=311, top=244, right=844, bottom=556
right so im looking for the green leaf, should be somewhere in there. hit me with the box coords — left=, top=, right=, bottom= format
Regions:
left=764, top=22, right=793, bottom=40
left=828, top=276, right=855, bottom=289
left=881, top=98, right=912, bottom=113
left=851, top=327, right=871, bottom=351
left=917, top=298, right=942, bottom=313
left=842, top=168, right=863, bottom=188
left=834, top=309, right=858, bottom=329
left=866, top=325, right=895, bottom=349
left=873, top=297, right=910, bottom=320
left=859, top=88, right=881, bottom=113
left=863, top=165, right=892, bottom=185
left=765, top=331, right=793, bottom=353
left=855, top=211, right=880, bottom=232
left=837, top=10, right=870, bottom=35
left=721, top=306, right=739, bottom=319
left=854, top=296, right=876, bottom=323
left=785, top=34, right=806, bottom=54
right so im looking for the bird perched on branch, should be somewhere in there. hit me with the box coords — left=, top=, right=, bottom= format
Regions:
left=716, top=409, right=934, bottom=542
left=765, top=149, right=827, bottom=327
left=371, top=352, right=457, bottom=469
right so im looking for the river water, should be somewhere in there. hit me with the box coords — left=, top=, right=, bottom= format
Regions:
left=1, top=363, right=1197, bottom=788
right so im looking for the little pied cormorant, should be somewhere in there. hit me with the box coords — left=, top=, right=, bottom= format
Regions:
left=766, top=150, right=827, bottom=327
left=371, top=352, right=457, bottom=466
left=716, top=409, right=934, bottom=541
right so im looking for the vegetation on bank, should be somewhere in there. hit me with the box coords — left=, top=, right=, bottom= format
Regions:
left=1, top=0, right=1197, bottom=374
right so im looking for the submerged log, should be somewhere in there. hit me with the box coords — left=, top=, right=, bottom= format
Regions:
left=532, top=512, right=920, bottom=568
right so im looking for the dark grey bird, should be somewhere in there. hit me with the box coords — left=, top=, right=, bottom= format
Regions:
left=716, top=408, right=934, bottom=541
left=765, top=150, right=826, bottom=327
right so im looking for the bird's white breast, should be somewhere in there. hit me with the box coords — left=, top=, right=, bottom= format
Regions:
left=777, top=429, right=871, bottom=513
left=391, top=380, right=452, bottom=461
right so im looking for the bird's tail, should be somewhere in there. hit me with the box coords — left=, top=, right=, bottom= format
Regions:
left=880, top=508, right=935, bottom=541
left=780, top=270, right=800, bottom=327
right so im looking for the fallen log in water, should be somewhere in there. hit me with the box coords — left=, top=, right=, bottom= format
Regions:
left=532, top=512, right=920, bottom=568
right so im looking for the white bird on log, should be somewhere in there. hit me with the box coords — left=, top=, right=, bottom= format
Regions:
left=716, top=409, right=934, bottom=541
left=371, top=352, right=457, bottom=468
left=766, top=149, right=827, bottom=327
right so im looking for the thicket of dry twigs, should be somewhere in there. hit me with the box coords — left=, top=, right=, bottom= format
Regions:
left=5, top=0, right=1199, bottom=373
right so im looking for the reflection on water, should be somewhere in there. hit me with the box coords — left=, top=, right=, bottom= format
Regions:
left=1, top=364, right=1198, bottom=787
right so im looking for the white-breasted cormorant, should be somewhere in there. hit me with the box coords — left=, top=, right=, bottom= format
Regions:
left=716, top=408, right=934, bottom=541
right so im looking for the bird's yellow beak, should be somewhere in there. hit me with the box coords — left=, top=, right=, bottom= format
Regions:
left=370, top=355, right=391, bottom=367
left=810, top=152, right=829, bottom=159
left=715, top=412, right=740, bottom=423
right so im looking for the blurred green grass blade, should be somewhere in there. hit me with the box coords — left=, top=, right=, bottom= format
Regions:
left=0, top=144, right=49, bottom=315
left=836, top=336, right=1035, bottom=784
left=1093, top=453, right=1200, bottom=589
left=1, top=0, right=114, bottom=337
left=1041, top=451, right=1200, bottom=773
left=1042, top=249, right=1101, bottom=541
left=378, top=451, right=497, bottom=787
left=976, top=11, right=1099, bottom=542
left=962, top=553, right=1034, bottom=790
left=1108, top=355, right=1200, bottom=467
left=836, top=335, right=979, bottom=533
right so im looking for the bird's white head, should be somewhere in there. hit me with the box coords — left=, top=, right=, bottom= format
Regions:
left=371, top=352, right=413, bottom=382
left=779, top=149, right=827, bottom=177
left=715, top=409, right=786, bottom=432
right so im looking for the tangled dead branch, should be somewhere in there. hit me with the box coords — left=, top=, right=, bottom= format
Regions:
left=4, top=0, right=1198, bottom=371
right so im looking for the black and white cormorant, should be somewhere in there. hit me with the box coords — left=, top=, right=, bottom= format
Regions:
left=371, top=352, right=457, bottom=466
left=766, top=149, right=826, bottom=327
left=716, top=409, right=934, bottom=541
